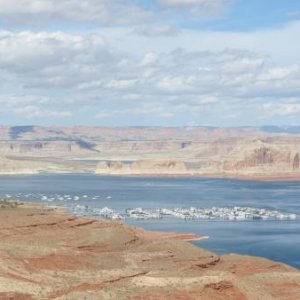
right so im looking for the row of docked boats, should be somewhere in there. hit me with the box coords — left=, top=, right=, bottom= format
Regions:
left=2, top=193, right=297, bottom=221
left=72, top=205, right=297, bottom=221
left=3, top=193, right=112, bottom=202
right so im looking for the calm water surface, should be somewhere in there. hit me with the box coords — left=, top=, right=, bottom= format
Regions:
left=0, top=174, right=299, bottom=268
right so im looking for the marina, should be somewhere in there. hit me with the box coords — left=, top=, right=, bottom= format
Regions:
left=74, top=205, right=297, bottom=221
left=2, top=192, right=297, bottom=221
left=0, top=174, right=300, bottom=269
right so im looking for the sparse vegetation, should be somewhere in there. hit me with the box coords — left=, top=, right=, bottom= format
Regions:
left=0, top=199, right=18, bottom=209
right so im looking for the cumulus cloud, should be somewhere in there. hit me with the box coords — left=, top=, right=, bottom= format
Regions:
left=141, top=52, right=159, bottom=66
left=0, top=0, right=231, bottom=28
left=0, top=27, right=299, bottom=125
left=264, top=102, right=300, bottom=117
left=94, top=104, right=174, bottom=120
left=0, top=95, right=73, bottom=119
left=17, top=105, right=72, bottom=119
left=0, top=95, right=53, bottom=108
left=0, top=0, right=299, bottom=126
left=0, top=0, right=151, bottom=25
left=0, top=30, right=122, bottom=89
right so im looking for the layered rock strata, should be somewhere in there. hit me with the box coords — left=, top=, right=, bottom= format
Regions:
left=1, top=125, right=300, bottom=179
left=96, top=140, right=300, bottom=179
left=0, top=204, right=299, bottom=299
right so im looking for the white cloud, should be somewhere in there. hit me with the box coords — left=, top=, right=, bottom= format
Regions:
left=0, top=94, right=52, bottom=107
left=0, top=25, right=299, bottom=125
left=94, top=104, right=174, bottom=119
left=0, top=0, right=151, bottom=25
left=135, top=24, right=180, bottom=37
left=108, top=21, right=300, bottom=65
left=264, top=102, right=300, bottom=116
left=0, top=95, right=73, bottom=119
left=0, top=0, right=232, bottom=28
left=141, top=52, right=159, bottom=66
left=0, top=30, right=120, bottom=89
left=106, top=79, right=138, bottom=89
left=157, top=76, right=197, bottom=93
left=258, top=66, right=299, bottom=81
left=197, top=95, right=219, bottom=105
left=17, top=105, right=72, bottom=119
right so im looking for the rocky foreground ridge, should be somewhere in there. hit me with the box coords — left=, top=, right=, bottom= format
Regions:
left=1, top=125, right=300, bottom=179
left=0, top=202, right=299, bottom=299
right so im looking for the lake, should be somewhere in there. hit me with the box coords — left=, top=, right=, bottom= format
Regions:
left=0, top=174, right=299, bottom=269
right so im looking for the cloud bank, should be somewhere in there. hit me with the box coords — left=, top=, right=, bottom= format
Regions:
left=0, top=0, right=299, bottom=126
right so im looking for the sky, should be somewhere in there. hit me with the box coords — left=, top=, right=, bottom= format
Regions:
left=0, top=0, right=300, bottom=127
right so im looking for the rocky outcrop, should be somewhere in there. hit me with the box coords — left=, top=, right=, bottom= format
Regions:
left=2, top=125, right=300, bottom=179
left=0, top=157, right=40, bottom=174
left=3, top=139, right=300, bottom=178
left=223, top=140, right=300, bottom=176
left=0, top=204, right=299, bottom=299
left=293, top=153, right=300, bottom=170
left=0, top=156, right=94, bottom=175
left=96, top=160, right=189, bottom=175
left=95, top=140, right=300, bottom=178
left=0, top=141, right=94, bottom=157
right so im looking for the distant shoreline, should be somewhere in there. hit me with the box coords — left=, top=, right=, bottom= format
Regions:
left=0, top=171, right=300, bottom=182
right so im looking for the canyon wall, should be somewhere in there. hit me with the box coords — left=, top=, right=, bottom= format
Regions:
left=97, top=160, right=190, bottom=175
left=223, top=140, right=300, bottom=176
left=96, top=140, right=300, bottom=178
left=1, top=125, right=300, bottom=179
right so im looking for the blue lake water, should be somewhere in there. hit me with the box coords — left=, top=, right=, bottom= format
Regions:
left=0, top=174, right=299, bottom=269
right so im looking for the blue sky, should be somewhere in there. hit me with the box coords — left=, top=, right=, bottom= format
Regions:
left=0, top=0, right=299, bottom=127
left=174, top=0, right=300, bottom=31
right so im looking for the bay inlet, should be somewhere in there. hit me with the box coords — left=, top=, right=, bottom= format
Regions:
left=1, top=174, right=299, bottom=269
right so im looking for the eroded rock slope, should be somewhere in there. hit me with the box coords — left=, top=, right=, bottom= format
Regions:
left=0, top=204, right=299, bottom=299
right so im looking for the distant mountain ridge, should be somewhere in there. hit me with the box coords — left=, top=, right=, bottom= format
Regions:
left=260, top=126, right=300, bottom=134
left=2, top=125, right=300, bottom=142
left=1, top=125, right=300, bottom=141
left=1, top=125, right=300, bottom=179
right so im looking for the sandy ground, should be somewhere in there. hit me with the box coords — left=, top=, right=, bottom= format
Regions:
left=0, top=203, right=299, bottom=299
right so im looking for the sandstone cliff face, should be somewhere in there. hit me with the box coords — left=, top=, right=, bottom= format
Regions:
left=95, top=141, right=190, bottom=153
left=2, top=125, right=300, bottom=179
left=0, top=141, right=94, bottom=157
left=223, top=140, right=300, bottom=175
left=97, top=160, right=189, bottom=175
left=0, top=156, right=94, bottom=175
left=95, top=140, right=300, bottom=178
left=0, top=157, right=41, bottom=174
